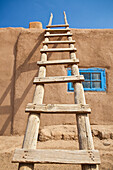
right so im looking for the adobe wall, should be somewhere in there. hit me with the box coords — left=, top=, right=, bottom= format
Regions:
left=0, top=27, right=113, bottom=135
left=0, top=28, right=22, bottom=135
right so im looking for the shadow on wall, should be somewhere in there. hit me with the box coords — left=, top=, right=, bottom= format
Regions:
left=0, top=31, right=64, bottom=135
left=0, top=32, right=44, bottom=135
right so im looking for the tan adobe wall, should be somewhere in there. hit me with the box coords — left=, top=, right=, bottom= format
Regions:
left=0, top=27, right=113, bottom=135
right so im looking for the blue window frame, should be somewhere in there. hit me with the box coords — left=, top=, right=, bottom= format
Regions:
left=67, top=68, right=106, bottom=92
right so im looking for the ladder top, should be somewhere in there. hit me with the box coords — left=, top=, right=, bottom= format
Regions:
left=47, top=11, right=69, bottom=28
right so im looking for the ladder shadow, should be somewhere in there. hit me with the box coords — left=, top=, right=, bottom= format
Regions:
left=47, top=37, right=64, bottom=59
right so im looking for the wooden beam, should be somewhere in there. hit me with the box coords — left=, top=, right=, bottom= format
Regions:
left=25, top=103, right=91, bottom=114
left=33, top=75, right=84, bottom=84
left=43, top=40, right=75, bottom=44
left=41, top=48, right=76, bottom=53
left=46, top=24, right=69, bottom=28
left=37, top=59, right=79, bottom=66
left=44, top=33, right=72, bottom=37
left=13, top=149, right=101, bottom=164
left=45, top=28, right=70, bottom=32
left=40, top=48, right=77, bottom=53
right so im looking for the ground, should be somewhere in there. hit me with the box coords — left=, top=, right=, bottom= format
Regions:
left=0, top=133, right=113, bottom=170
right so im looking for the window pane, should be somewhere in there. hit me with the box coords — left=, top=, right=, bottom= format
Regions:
left=82, top=81, right=91, bottom=88
left=71, top=83, right=74, bottom=88
left=92, top=73, right=101, bottom=80
left=82, top=73, right=90, bottom=80
left=92, top=81, right=101, bottom=88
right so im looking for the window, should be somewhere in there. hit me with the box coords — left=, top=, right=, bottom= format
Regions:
left=67, top=68, right=106, bottom=92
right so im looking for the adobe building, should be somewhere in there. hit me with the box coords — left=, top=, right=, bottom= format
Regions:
left=0, top=22, right=113, bottom=135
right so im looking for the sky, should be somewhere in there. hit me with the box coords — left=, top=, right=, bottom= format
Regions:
left=0, top=0, right=113, bottom=29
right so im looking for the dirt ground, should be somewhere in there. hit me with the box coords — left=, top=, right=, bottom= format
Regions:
left=0, top=135, right=113, bottom=170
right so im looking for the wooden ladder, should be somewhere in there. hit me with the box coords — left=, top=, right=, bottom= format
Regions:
left=13, top=11, right=100, bottom=170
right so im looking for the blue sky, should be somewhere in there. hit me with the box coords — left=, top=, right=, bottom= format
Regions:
left=0, top=0, right=113, bottom=29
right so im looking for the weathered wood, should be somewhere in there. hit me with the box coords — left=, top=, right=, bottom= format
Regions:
left=37, top=59, right=79, bottom=66
left=13, top=149, right=101, bottom=164
left=33, top=75, right=84, bottom=84
left=25, top=103, right=91, bottom=114
left=18, top=32, right=49, bottom=170
left=45, top=28, right=70, bottom=32
left=63, top=11, right=68, bottom=25
left=45, top=33, right=72, bottom=37
left=40, top=48, right=77, bottom=53
left=68, top=35, right=99, bottom=170
left=48, top=13, right=53, bottom=26
left=43, top=40, right=75, bottom=44
left=17, top=13, right=99, bottom=170
left=46, top=24, right=69, bottom=28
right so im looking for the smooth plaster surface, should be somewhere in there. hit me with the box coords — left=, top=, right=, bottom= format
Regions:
left=0, top=27, right=113, bottom=135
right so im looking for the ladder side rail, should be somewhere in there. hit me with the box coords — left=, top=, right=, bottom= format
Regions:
left=18, top=32, right=49, bottom=170
left=67, top=31, right=99, bottom=170
left=48, top=13, right=53, bottom=26
left=63, top=11, right=68, bottom=25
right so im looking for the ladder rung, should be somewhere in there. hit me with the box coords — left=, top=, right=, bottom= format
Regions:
left=46, top=24, right=69, bottom=28
left=37, top=59, right=79, bottom=66
left=45, top=33, right=72, bottom=37
left=43, top=40, right=75, bottom=44
left=13, top=149, right=101, bottom=164
left=40, top=48, right=77, bottom=53
left=25, top=103, right=91, bottom=114
left=33, top=75, right=84, bottom=84
left=45, top=28, right=70, bottom=32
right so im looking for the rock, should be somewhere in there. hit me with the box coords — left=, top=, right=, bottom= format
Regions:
left=62, top=132, right=76, bottom=140
left=110, top=133, right=113, bottom=139
left=92, top=129, right=99, bottom=137
left=103, top=141, right=111, bottom=146
left=39, top=125, right=77, bottom=141
left=39, top=125, right=113, bottom=142
left=51, top=130, right=62, bottom=140
left=39, top=129, right=51, bottom=141
left=98, top=131, right=111, bottom=140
